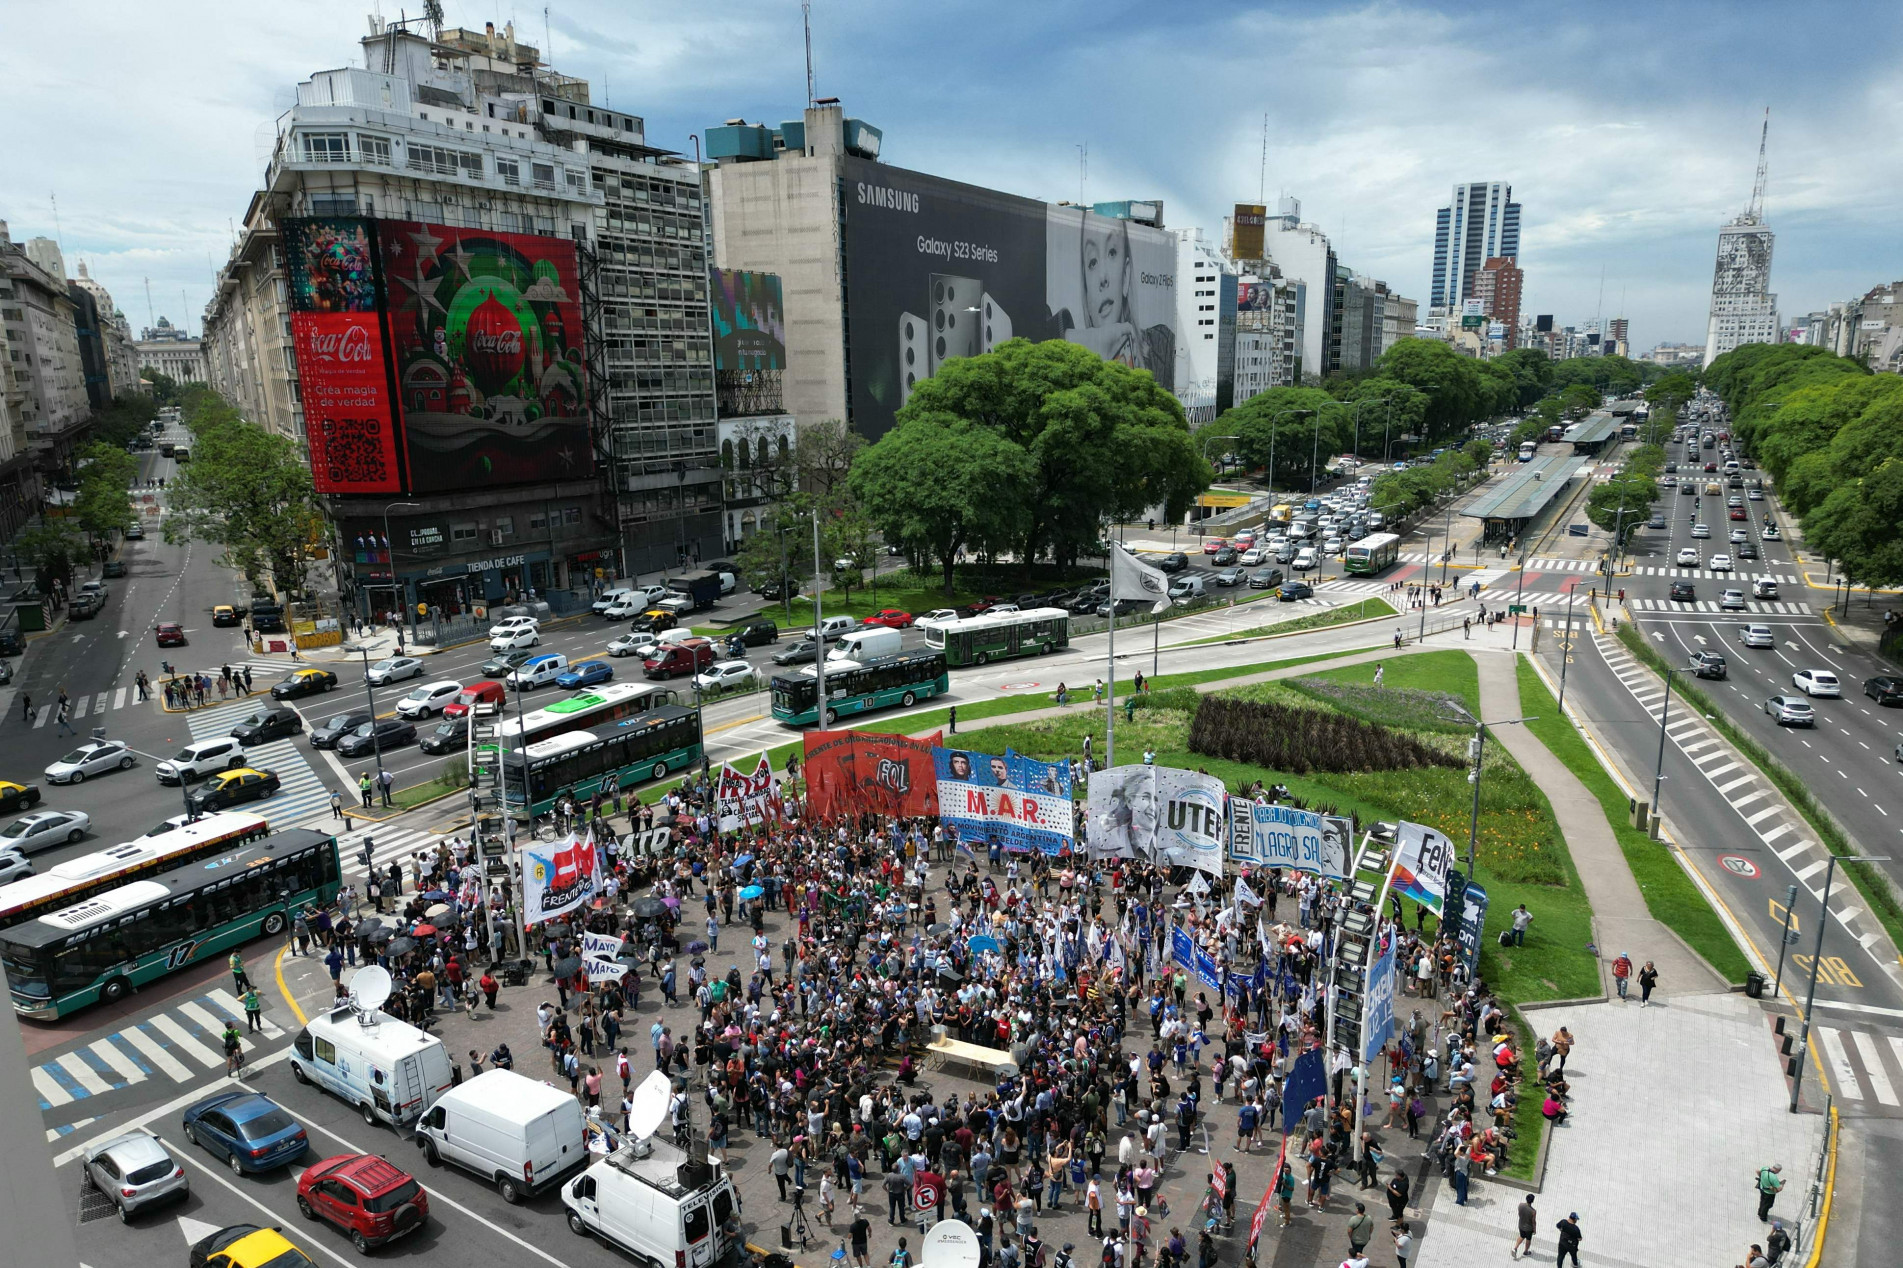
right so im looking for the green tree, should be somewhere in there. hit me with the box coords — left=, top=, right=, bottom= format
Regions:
left=1804, top=461, right=1903, bottom=590
left=1337, top=378, right=1429, bottom=458
left=849, top=415, right=1033, bottom=594
left=1586, top=472, right=1656, bottom=546
left=72, top=443, right=138, bottom=545
left=16, top=519, right=84, bottom=592
left=1219, top=387, right=1345, bottom=488
left=792, top=418, right=866, bottom=507
left=1373, top=338, right=1488, bottom=441
left=143, top=370, right=180, bottom=405
left=163, top=399, right=326, bottom=592
left=1558, top=383, right=1602, bottom=419
left=1493, top=348, right=1554, bottom=408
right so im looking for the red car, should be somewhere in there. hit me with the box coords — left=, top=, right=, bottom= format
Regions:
left=155, top=622, right=187, bottom=647
left=295, top=1153, right=428, bottom=1252
left=1704, top=461, right=1718, bottom=473
left=864, top=609, right=915, bottom=629
left=1202, top=538, right=1228, bottom=555
left=966, top=596, right=1002, bottom=614
left=1729, top=507, right=1747, bottom=520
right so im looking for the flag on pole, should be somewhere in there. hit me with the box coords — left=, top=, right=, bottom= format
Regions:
left=1234, top=875, right=1262, bottom=908
left=1110, top=546, right=1173, bottom=614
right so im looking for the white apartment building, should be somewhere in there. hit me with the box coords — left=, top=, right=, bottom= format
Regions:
left=133, top=318, right=206, bottom=385
left=1257, top=201, right=1336, bottom=382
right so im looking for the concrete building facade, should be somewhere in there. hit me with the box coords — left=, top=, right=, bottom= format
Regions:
left=1, top=220, right=87, bottom=510
left=133, top=318, right=206, bottom=384
left=1470, top=257, right=1523, bottom=348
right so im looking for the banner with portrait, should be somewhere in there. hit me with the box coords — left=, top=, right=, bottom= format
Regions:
left=1227, top=799, right=1353, bottom=879
left=522, top=832, right=598, bottom=925
left=933, top=747, right=1074, bottom=855
left=1085, top=765, right=1224, bottom=875
left=802, top=729, right=942, bottom=819
left=1390, top=820, right=1455, bottom=915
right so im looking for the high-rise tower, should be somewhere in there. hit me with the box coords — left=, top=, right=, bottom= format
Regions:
left=1704, top=111, right=1779, bottom=366
left=1430, top=182, right=1519, bottom=313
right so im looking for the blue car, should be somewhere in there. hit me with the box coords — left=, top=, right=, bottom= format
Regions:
left=181, top=1091, right=308, bottom=1175
left=555, top=660, right=614, bottom=689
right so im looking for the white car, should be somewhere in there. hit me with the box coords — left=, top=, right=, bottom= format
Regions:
left=601, top=596, right=651, bottom=620
left=44, top=739, right=135, bottom=784
left=395, top=679, right=462, bottom=718
left=1676, top=548, right=1700, bottom=567
left=1292, top=547, right=1318, bottom=571
left=1709, top=553, right=1733, bottom=572
left=1238, top=548, right=1266, bottom=566
left=1793, top=669, right=1841, bottom=698
left=489, top=625, right=542, bottom=652
left=1730, top=528, right=1749, bottom=543
left=1719, top=589, right=1747, bottom=610
left=2, top=809, right=90, bottom=854
left=365, top=655, right=425, bottom=686
left=592, top=588, right=636, bottom=614
left=607, top=633, right=649, bottom=657
left=1740, top=624, right=1775, bottom=649
left=1322, top=536, right=1344, bottom=555
left=695, top=660, right=758, bottom=692
left=0, top=847, right=31, bottom=886
left=487, top=615, right=540, bottom=640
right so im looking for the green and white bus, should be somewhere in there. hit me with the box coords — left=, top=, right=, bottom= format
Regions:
left=501, top=704, right=703, bottom=815
left=1343, top=532, right=1402, bottom=576
left=922, top=607, right=1070, bottom=666
left=1, top=828, right=339, bottom=1020
left=770, top=650, right=950, bottom=727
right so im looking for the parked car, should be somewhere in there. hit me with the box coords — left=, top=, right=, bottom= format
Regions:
left=1, top=809, right=88, bottom=853
left=212, top=605, right=243, bottom=627
left=555, top=661, right=614, bottom=690
left=271, top=667, right=338, bottom=699
left=418, top=715, right=470, bottom=755
left=186, top=1226, right=319, bottom=1268
left=1688, top=650, right=1728, bottom=680
left=394, top=680, right=463, bottom=719
left=1764, top=695, right=1815, bottom=727
left=1792, top=670, right=1841, bottom=698
left=45, top=739, right=135, bottom=784
left=190, top=767, right=281, bottom=812
left=181, top=1091, right=308, bottom=1175
left=102, top=559, right=126, bottom=578
left=310, top=711, right=373, bottom=750
left=365, top=656, right=424, bottom=686
left=123, top=522, right=145, bottom=540
left=336, top=719, right=417, bottom=758
left=296, top=1153, right=430, bottom=1253
left=155, top=622, right=187, bottom=647
left=229, top=708, right=302, bottom=745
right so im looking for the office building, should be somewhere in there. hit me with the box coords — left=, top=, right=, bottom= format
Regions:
left=1704, top=116, right=1778, bottom=366
left=1430, top=182, right=1520, bottom=314
left=69, top=263, right=139, bottom=398
left=0, top=220, right=84, bottom=522
left=1470, top=257, right=1523, bottom=348
left=133, top=316, right=206, bottom=385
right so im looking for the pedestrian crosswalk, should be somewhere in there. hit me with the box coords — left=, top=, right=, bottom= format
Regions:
left=185, top=697, right=336, bottom=826
left=31, top=987, right=284, bottom=1110
left=1629, top=597, right=1812, bottom=615
left=1631, top=567, right=1801, bottom=583
left=28, top=663, right=291, bottom=729
left=1816, top=1025, right=1903, bottom=1107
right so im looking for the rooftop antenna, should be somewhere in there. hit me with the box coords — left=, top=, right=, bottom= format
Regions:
left=544, top=6, right=554, bottom=69
left=1076, top=143, right=1087, bottom=205
left=1258, top=112, right=1268, bottom=204
left=50, top=193, right=62, bottom=250
left=143, top=277, right=154, bottom=331
left=1745, top=107, right=1770, bottom=224
left=423, top=0, right=444, bottom=39
left=802, top=2, right=815, bottom=106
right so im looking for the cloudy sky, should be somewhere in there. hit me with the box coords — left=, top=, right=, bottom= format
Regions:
left=8, top=0, right=1898, bottom=351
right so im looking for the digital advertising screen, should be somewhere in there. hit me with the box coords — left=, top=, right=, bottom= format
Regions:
left=711, top=268, right=787, bottom=372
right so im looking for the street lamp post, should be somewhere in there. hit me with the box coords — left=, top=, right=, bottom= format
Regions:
left=340, top=643, right=388, bottom=795
left=1458, top=714, right=1537, bottom=873
left=1556, top=587, right=1579, bottom=715
left=382, top=501, right=421, bottom=652
left=1651, top=665, right=1674, bottom=816
left=1790, top=854, right=1891, bottom=1113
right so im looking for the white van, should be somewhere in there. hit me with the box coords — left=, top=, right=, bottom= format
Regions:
left=506, top=653, right=570, bottom=691
left=1293, top=547, right=1319, bottom=571
left=289, top=1005, right=453, bottom=1128
left=816, top=614, right=858, bottom=642
left=155, top=736, right=246, bottom=784
left=561, top=1073, right=740, bottom=1267
left=414, top=1068, right=588, bottom=1204
left=828, top=627, right=900, bottom=661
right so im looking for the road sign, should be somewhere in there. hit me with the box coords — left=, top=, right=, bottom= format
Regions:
left=1720, top=855, right=1761, bottom=879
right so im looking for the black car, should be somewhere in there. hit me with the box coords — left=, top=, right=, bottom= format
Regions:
left=230, top=707, right=302, bottom=745
left=1688, top=650, right=1728, bottom=680
left=1737, top=543, right=1759, bottom=559
left=310, top=711, right=373, bottom=750
left=1278, top=581, right=1314, bottom=601
left=102, top=559, right=126, bottom=577
left=419, top=715, right=470, bottom=754
left=1865, top=676, right=1903, bottom=706
left=1096, top=597, right=1150, bottom=617
left=337, top=719, right=417, bottom=757
left=1248, top=567, right=1286, bottom=590
left=270, top=667, right=339, bottom=699
left=1155, top=552, right=1189, bottom=573
left=481, top=648, right=537, bottom=678
left=1068, top=589, right=1109, bottom=614
left=1669, top=581, right=1696, bottom=602
left=754, top=579, right=785, bottom=601
left=731, top=621, right=779, bottom=647
left=250, top=603, right=285, bottom=633
left=772, top=639, right=819, bottom=666
left=1212, top=546, right=1239, bottom=566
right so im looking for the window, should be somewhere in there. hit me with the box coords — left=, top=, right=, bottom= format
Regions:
left=563, top=507, right=582, bottom=526
left=450, top=522, right=478, bottom=544
left=496, top=157, right=520, bottom=186
left=301, top=132, right=350, bottom=163
left=358, top=134, right=392, bottom=166
left=310, top=195, right=358, bottom=218
left=407, top=144, right=480, bottom=178
left=532, top=162, right=556, bottom=190
left=528, top=511, right=548, bottom=531
left=493, top=516, right=514, bottom=537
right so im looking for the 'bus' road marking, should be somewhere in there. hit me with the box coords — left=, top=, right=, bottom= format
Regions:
left=148, top=1013, right=222, bottom=1067
left=121, top=1024, right=194, bottom=1082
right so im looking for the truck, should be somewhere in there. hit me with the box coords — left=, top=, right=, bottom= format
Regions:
left=664, top=572, right=723, bottom=612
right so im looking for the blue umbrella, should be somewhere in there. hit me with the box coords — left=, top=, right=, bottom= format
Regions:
left=739, top=884, right=764, bottom=900
left=421, top=889, right=451, bottom=901
left=732, top=853, right=755, bottom=869
left=968, top=935, right=1001, bottom=955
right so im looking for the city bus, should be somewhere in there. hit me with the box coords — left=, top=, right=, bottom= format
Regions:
left=770, top=650, right=949, bottom=727
left=501, top=705, right=703, bottom=816
left=494, top=682, right=678, bottom=748
left=1, top=828, right=339, bottom=1020
left=0, top=811, right=272, bottom=931
left=1343, top=532, right=1402, bottom=576
left=1517, top=441, right=1537, bottom=462
left=923, top=607, right=1069, bottom=666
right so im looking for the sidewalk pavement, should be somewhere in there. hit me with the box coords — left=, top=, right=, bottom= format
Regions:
left=1473, top=649, right=1726, bottom=1001
left=1413, top=991, right=1822, bottom=1268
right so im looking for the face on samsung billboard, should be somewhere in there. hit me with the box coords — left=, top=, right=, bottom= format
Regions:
left=842, top=156, right=1179, bottom=440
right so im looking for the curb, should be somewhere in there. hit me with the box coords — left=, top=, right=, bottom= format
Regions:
left=1804, top=1106, right=1840, bottom=1268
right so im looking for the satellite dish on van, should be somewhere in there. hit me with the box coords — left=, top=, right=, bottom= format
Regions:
left=628, top=1068, right=673, bottom=1141
left=349, top=965, right=393, bottom=1014
left=921, top=1220, right=982, bottom=1268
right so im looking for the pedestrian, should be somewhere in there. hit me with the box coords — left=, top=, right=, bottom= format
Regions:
left=1511, top=903, right=1532, bottom=946
left=1373, top=663, right=1385, bottom=688
left=378, top=767, right=395, bottom=807
left=1346, top=1202, right=1374, bottom=1256
left=228, top=949, right=252, bottom=992
left=55, top=698, right=74, bottom=735
left=1392, top=1220, right=1414, bottom=1268
left=1512, top=1194, right=1536, bottom=1260
left=1639, top=960, right=1659, bottom=1006
left=1384, top=1169, right=1408, bottom=1223
left=1765, top=1220, right=1791, bottom=1266
left=242, top=985, right=263, bottom=1033
left=1611, top=951, right=1632, bottom=1000
left=948, top=705, right=957, bottom=735
left=1755, top=1163, right=1785, bottom=1222
left=359, top=772, right=374, bottom=809
left=1554, top=1213, right=1583, bottom=1268
left=20, top=693, right=30, bottom=723
left=243, top=665, right=253, bottom=693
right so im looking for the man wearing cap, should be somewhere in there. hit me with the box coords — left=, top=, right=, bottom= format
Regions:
left=1611, top=952, right=1632, bottom=1000
left=1554, top=1212, right=1582, bottom=1268
left=1755, top=1162, right=1785, bottom=1221
left=1765, top=1220, right=1791, bottom=1265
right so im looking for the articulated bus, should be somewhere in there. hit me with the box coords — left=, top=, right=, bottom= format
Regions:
left=1343, top=532, right=1402, bottom=576
left=923, top=607, right=1069, bottom=667
left=2, top=828, right=339, bottom=1019
left=493, top=682, right=678, bottom=749
left=770, top=651, right=949, bottom=727
left=0, top=811, right=272, bottom=931
left=501, top=705, right=703, bottom=817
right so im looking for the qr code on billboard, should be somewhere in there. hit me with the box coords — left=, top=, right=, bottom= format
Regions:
left=317, top=417, right=389, bottom=486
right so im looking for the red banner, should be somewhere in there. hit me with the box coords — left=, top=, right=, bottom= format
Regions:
left=803, top=729, right=942, bottom=819
left=293, top=311, right=403, bottom=493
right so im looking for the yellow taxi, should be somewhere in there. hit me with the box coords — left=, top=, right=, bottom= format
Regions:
left=189, top=767, right=281, bottom=812
left=270, top=666, right=339, bottom=700
left=0, top=779, right=41, bottom=815
left=212, top=604, right=242, bottom=627
left=187, top=1224, right=317, bottom=1268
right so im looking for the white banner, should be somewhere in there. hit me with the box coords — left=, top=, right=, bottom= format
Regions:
left=1155, top=767, right=1226, bottom=876
left=1086, top=765, right=1157, bottom=861
left=1390, top=820, right=1454, bottom=915
left=581, top=931, right=624, bottom=962
left=1110, top=546, right=1173, bottom=613
left=522, top=832, right=599, bottom=925
left=1085, top=765, right=1223, bottom=875
left=1226, top=798, right=1352, bottom=879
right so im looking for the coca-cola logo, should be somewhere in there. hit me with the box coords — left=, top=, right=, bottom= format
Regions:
left=468, top=328, right=523, bottom=355
left=306, top=324, right=375, bottom=363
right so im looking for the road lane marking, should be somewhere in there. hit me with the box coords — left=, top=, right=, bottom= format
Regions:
left=149, top=1012, right=222, bottom=1067
left=32, top=1066, right=72, bottom=1108
left=1851, top=1031, right=1899, bottom=1106
left=122, top=1023, right=194, bottom=1081
left=1744, top=806, right=1781, bottom=826
left=87, top=1038, right=148, bottom=1086
left=56, top=1051, right=113, bottom=1096
left=207, top=986, right=284, bottom=1038
left=114, top=687, right=126, bottom=710
left=1794, top=859, right=1828, bottom=883
left=1818, top=1028, right=1861, bottom=1100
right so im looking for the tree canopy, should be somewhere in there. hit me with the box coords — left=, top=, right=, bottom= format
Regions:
left=1216, top=387, right=1348, bottom=489
left=164, top=389, right=327, bottom=593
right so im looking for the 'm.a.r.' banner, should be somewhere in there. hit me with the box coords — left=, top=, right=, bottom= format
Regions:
left=802, top=729, right=942, bottom=819
left=933, top=747, right=1074, bottom=855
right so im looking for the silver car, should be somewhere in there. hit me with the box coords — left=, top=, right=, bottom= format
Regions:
left=1, top=809, right=90, bottom=853
left=44, top=739, right=135, bottom=785
left=0, top=847, right=30, bottom=885
left=82, top=1128, right=188, bottom=1221
left=366, top=656, right=424, bottom=686
left=1764, top=695, right=1814, bottom=727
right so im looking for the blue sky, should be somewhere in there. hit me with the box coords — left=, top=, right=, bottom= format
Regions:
left=8, top=0, right=1899, bottom=352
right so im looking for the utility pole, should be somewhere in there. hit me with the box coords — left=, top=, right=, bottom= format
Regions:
left=802, top=1, right=816, bottom=106
left=1651, top=665, right=1674, bottom=818
left=811, top=509, right=826, bottom=723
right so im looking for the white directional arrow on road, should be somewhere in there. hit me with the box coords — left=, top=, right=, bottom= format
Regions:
left=1651, top=631, right=1665, bottom=640
left=1694, top=634, right=1707, bottom=644
left=177, top=1216, right=223, bottom=1246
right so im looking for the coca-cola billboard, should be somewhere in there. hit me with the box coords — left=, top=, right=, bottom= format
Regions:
left=377, top=221, right=590, bottom=492
left=293, top=312, right=404, bottom=494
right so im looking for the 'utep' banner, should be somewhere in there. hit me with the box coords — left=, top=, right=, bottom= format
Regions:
left=522, top=832, right=598, bottom=924
left=1085, top=765, right=1225, bottom=875
left=802, top=729, right=942, bottom=819
left=933, top=747, right=1074, bottom=855
left=1390, top=820, right=1455, bottom=915
left=1227, top=799, right=1353, bottom=879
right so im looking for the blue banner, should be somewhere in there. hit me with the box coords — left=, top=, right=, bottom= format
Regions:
left=933, top=747, right=1075, bottom=855
left=1456, top=880, right=1489, bottom=978
left=1362, top=939, right=1396, bottom=1065
left=1281, top=1047, right=1328, bottom=1133
left=1169, top=927, right=1223, bottom=993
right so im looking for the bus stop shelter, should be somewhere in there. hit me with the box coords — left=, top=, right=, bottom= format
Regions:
left=1567, top=413, right=1619, bottom=455
left=1462, top=454, right=1586, bottom=548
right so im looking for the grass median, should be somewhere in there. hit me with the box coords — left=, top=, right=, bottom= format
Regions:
left=1183, top=596, right=1396, bottom=644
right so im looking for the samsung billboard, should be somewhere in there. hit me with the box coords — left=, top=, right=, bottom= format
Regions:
left=841, top=156, right=1181, bottom=440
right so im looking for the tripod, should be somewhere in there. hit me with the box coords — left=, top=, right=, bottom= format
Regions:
left=788, top=1187, right=813, bottom=1251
